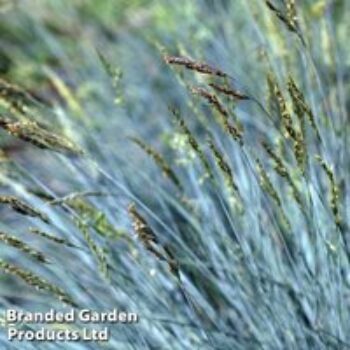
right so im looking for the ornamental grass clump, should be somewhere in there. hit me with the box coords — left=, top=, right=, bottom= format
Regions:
left=0, top=0, right=348, bottom=349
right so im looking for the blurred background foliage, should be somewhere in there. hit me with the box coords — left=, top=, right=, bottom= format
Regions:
left=1, top=0, right=349, bottom=153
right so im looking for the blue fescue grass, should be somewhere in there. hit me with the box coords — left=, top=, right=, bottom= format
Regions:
left=0, top=0, right=349, bottom=349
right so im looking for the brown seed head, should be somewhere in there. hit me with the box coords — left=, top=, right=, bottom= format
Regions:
left=209, top=82, right=249, bottom=101
left=163, top=55, right=227, bottom=77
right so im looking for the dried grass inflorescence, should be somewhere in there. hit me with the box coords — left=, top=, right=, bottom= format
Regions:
left=171, top=108, right=213, bottom=180
left=191, top=87, right=243, bottom=144
left=262, top=141, right=304, bottom=210
left=268, top=74, right=307, bottom=174
left=128, top=203, right=179, bottom=278
left=76, top=220, right=109, bottom=279
left=262, top=141, right=288, bottom=178
left=267, top=72, right=282, bottom=117
left=256, top=158, right=282, bottom=207
left=0, top=195, right=50, bottom=224
left=293, top=130, right=307, bottom=175
left=97, top=51, right=124, bottom=105
left=265, top=0, right=295, bottom=31
left=163, top=55, right=227, bottom=77
left=29, top=228, right=77, bottom=248
left=315, top=156, right=342, bottom=228
left=0, top=259, right=76, bottom=306
left=207, top=138, right=242, bottom=205
left=287, top=77, right=305, bottom=132
left=190, top=86, right=229, bottom=118
left=268, top=74, right=297, bottom=140
left=265, top=0, right=304, bottom=44
left=256, top=159, right=291, bottom=230
left=0, top=230, right=48, bottom=263
left=0, top=78, right=34, bottom=116
left=208, top=82, right=249, bottom=101
left=0, top=116, right=83, bottom=156
left=286, top=0, right=298, bottom=29
left=130, top=137, right=182, bottom=190
left=287, top=76, right=320, bottom=140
